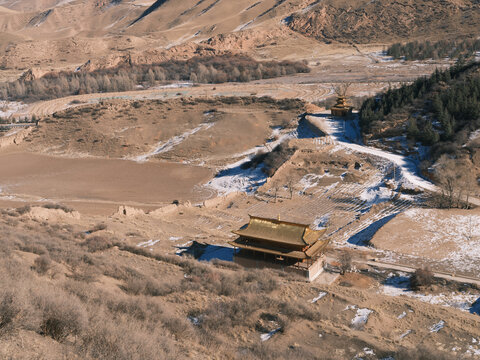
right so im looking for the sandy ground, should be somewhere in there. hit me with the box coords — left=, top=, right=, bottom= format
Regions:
left=0, top=152, right=212, bottom=207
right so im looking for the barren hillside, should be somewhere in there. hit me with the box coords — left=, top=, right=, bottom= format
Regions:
left=288, top=0, right=480, bottom=44
left=1, top=0, right=478, bottom=76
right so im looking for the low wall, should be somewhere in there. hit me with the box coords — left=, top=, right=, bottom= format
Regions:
left=302, top=115, right=327, bottom=137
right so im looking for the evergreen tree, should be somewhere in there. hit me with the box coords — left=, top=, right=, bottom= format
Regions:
left=406, top=117, right=419, bottom=140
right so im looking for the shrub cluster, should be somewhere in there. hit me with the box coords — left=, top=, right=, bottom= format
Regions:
left=0, top=55, right=310, bottom=102
left=387, top=38, right=480, bottom=61
left=410, top=267, right=434, bottom=290
left=242, top=143, right=296, bottom=177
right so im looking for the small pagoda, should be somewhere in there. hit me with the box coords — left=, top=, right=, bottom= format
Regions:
left=330, top=83, right=353, bottom=117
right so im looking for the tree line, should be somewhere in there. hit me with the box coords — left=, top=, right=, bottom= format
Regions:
left=360, top=60, right=480, bottom=148
left=0, top=55, right=310, bottom=102
left=387, top=38, right=480, bottom=61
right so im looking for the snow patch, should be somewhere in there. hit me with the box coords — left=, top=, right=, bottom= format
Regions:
left=151, top=82, right=193, bottom=90
left=402, top=209, right=480, bottom=273
left=313, top=214, right=330, bottom=230
left=360, top=186, right=392, bottom=205
left=311, top=113, right=437, bottom=192
left=311, top=291, right=327, bottom=303
left=381, top=273, right=480, bottom=312
left=351, top=308, right=372, bottom=329
left=260, top=327, right=281, bottom=341
left=0, top=101, right=26, bottom=119
left=137, top=239, right=160, bottom=247
left=299, top=173, right=333, bottom=193
left=429, top=320, right=445, bottom=333
left=205, top=125, right=303, bottom=195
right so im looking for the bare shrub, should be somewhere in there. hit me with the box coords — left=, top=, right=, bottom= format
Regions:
left=20, top=243, right=48, bottom=255
left=161, top=310, right=193, bottom=338
left=105, top=296, right=164, bottom=322
left=122, top=277, right=147, bottom=296
left=410, top=267, right=434, bottom=290
left=144, top=278, right=177, bottom=297
left=88, top=223, right=107, bottom=233
left=42, top=203, right=74, bottom=213
left=394, top=345, right=451, bottom=360
left=240, top=342, right=317, bottom=360
left=80, top=316, right=177, bottom=360
left=278, top=300, right=320, bottom=321
left=32, top=255, right=52, bottom=275
left=69, top=265, right=100, bottom=283
left=34, top=290, right=88, bottom=341
left=0, top=290, right=20, bottom=332
left=84, top=236, right=113, bottom=252
left=211, top=258, right=242, bottom=270
left=198, top=295, right=264, bottom=331
left=16, top=205, right=31, bottom=215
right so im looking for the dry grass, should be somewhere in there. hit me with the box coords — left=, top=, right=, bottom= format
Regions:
left=0, top=210, right=463, bottom=359
left=84, top=236, right=113, bottom=252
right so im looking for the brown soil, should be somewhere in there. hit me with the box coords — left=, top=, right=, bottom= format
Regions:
left=19, top=97, right=302, bottom=163
left=0, top=152, right=212, bottom=206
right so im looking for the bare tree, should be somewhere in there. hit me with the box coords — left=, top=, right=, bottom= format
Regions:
left=435, top=155, right=459, bottom=208
left=332, top=82, right=352, bottom=97
left=338, top=251, right=352, bottom=275
left=287, top=179, right=295, bottom=199
left=436, top=155, right=476, bottom=208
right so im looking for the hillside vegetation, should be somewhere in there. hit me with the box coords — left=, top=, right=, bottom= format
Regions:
left=387, top=39, right=480, bottom=61
left=0, top=55, right=309, bottom=102
left=360, top=61, right=480, bottom=150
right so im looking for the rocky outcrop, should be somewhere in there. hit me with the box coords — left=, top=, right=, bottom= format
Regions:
left=288, top=0, right=480, bottom=44
left=19, top=68, right=47, bottom=82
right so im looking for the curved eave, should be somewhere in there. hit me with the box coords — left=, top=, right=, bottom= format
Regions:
left=228, top=241, right=307, bottom=260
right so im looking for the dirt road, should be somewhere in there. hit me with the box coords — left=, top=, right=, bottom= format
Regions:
left=359, top=259, right=480, bottom=287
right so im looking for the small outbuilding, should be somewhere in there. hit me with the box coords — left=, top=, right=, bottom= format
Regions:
left=229, top=216, right=329, bottom=281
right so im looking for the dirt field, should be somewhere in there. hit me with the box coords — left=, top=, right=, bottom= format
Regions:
left=17, top=98, right=302, bottom=161
left=0, top=152, right=212, bottom=207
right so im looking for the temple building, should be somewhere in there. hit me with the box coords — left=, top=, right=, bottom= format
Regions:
left=229, top=216, right=329, bottom=281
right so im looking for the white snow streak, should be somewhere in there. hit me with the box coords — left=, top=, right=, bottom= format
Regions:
left=429, top=320, right=445, bottom=333
left=133, top=123, right=214, bottom=162
left=137, top=239, right=160, bottom=247
left=260, top=327, right=281, bottom=341
left=311, top=291, right=327, bottom=303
